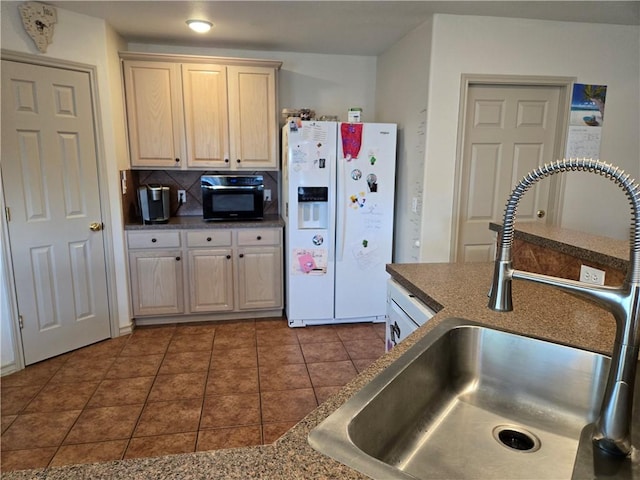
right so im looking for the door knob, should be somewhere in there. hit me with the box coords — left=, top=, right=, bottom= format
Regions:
left=89, top=222, right=103, bottom=231
left=536, top=210, right=546, bottom=218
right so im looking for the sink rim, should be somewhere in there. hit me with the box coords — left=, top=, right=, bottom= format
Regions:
left=308, top=317, right=611, bottom=480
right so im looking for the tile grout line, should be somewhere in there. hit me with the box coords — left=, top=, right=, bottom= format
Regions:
left=192, top=328, right=216, bottom=454
left=119, top=327, right=174, bottom=461
left=253, top=322, right=266, bottom=446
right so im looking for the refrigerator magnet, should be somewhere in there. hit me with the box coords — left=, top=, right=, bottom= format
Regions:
left=351, top=169, right=362, bottom=180
left=298, top=253, right=316, bottom=273
left=349, top=192, right=366, bottom=209
left=366, top=174, right=378, bottom=192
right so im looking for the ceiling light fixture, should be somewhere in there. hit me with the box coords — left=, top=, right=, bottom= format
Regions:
left=186, top=19, right=213, bottom=33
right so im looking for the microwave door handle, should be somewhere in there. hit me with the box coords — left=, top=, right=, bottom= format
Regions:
left=206, top=185, right=262, bottom=190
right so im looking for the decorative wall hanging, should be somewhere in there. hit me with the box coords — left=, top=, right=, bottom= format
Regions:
left=19, top=2, right=57, bottom=53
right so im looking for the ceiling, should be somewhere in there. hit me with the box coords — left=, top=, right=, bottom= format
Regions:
left=48, top=1, right=640, bottom=56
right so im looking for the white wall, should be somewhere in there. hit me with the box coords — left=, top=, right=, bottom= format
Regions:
left=375, top=19, right=432, bottom=263
left=1, top=3, right=131, bottom=370
left=127, top=43, right=377, bottom=123
left=421, top=14, right=640, bottom=262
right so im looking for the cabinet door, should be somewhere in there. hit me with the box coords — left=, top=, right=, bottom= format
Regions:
left=129, top=250, right=184, bottom=316
left=237, top=246, right=282, bottom=310
left=182, top=64, right=231, bottom=169
left=187, top=249, right=234, bottom=313
left=227, top=66, right=278, bottom=170
left=123, top=61, right=185, bottom=168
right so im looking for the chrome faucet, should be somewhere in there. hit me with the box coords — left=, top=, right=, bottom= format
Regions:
left=488, top=158, right=640, bottom=457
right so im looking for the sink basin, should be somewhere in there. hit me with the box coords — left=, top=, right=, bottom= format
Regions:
left=309, top=319, right=616, bottom=479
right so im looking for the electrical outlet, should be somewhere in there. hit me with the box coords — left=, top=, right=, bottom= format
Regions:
left=264, top=189, right=272, bottom=202
left=580, top=265, right=605, bottom=285
left=177, top=190, right=186, bottom=204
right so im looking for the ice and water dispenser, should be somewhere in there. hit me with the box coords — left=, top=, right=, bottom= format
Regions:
left=297, top=187, right=328, bottom=229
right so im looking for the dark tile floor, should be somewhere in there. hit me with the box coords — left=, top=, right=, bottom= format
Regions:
left=0, top=317, right=386, bottom=472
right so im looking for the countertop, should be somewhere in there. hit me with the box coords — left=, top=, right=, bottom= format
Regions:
left=124, top=214, right=284, bottom=231
left=4, top=259, right=627, bottom=479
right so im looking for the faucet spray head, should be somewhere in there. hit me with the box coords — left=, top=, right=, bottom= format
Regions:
left=488, top=260, right=514, bottom=312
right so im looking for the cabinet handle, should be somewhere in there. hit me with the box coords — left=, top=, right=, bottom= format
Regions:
left=239, top=253, right=244, bottom=258
left=175, top=158, right=180, bottom=163
left=236, top=159, right=241, bottom=164
left=226, top=255, right=231, bottom=259
left=151, top=238, right=157, bottom=243
left=256, top=235, right=262, bottom=240
left=224, top=158, right=229, bottom=163
left=206, top=237, right=212, bottom=242
left=176, top=256, right=181, bottom=261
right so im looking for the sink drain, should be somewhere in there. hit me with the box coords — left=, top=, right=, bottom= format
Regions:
left=492, top=425, right=541, bottom=453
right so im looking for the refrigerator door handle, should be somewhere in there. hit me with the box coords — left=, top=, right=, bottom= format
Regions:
left=336, top=206, right=345, bottom=262
left=335, top=158, right=346, bottom=262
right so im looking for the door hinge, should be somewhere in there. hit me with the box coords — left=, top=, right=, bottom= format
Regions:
left=18, top=315, right=24, bottom=329
left=5, top=207, right=10, bottom=222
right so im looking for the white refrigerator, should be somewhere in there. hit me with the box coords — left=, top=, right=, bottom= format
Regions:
left=282, top=120, right=397, bottom=327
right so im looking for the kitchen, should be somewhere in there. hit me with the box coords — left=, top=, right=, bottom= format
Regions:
left=1, top=1, right=639, bottom=477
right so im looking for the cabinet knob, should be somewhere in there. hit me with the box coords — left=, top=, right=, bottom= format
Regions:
left=206, top=237, right=212, bottom=242
left=256, top=235, right=262, bottom=240
left=239, top=253, right=244, bottom=258
left=151, top=238, right=157, bottom=243
left=175, top=256, right=181, bottom=261
left=226, top=255, right=231, bottom=259
left=236, top=159, right=241, bottom=163
left=175, top=158, right=180, bottom=163
left=224, top=158, right=229, bottom=163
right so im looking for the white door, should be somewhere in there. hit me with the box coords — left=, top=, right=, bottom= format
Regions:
left=457, top=84, right=561, bottom=263
left=1, top=60, right=111, bottom=365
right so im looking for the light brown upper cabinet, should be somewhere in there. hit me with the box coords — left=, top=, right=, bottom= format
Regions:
left=182, top=63, right=229, bottom=169
left=227, top=66, right=278, bottom=170
left=123, top=61, right=184, bottom=169
left=121, top=53, right=281, bottom=170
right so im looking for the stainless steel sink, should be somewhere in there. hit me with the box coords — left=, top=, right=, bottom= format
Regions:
left=309, top=319, right=619, bottom=479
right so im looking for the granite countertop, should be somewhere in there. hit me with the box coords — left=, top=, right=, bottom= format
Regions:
left=4, top=260, right=622, bottom=479
left=124, top=214, right=284, bottom=231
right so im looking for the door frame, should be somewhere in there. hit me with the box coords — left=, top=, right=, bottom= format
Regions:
left=450, top=74, right=576, bottom=263
left=1, top=50, right=118, bottom=372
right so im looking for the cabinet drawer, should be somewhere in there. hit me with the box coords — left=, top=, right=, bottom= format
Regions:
left=237, top=228, right=281, bottom=246
left=127, top=231, right=181, bottom=249
left=186, top=230, right=232, bottom=247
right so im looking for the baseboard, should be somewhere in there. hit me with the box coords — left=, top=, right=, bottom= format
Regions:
left=119, top=322, right=134, bottom=336
left=1, top=361, right=18, bottom=377
left=133, top=309, right=284, bottom=327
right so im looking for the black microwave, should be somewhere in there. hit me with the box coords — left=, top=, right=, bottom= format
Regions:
left=201, top=175, right=264, bottom=220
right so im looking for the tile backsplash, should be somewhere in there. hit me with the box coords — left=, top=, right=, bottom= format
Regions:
left=122, top=170, right=279, bottom=224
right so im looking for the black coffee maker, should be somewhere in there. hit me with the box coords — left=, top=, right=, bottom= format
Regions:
left=138, top=184, right=170, bottom=224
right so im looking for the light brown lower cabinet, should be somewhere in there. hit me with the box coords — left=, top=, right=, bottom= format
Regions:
left=126, top=227, right=283, bottom=321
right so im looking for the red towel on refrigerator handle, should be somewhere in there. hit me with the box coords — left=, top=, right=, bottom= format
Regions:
left=341, top=123, right=363, bottom=160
